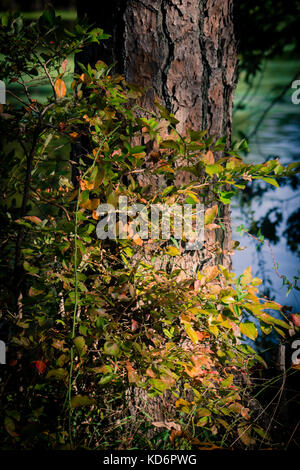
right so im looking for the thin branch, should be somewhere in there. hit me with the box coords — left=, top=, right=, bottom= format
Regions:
left=32, top=51, right=57, bottom=101
left=6, top=89, right=37, bottom=111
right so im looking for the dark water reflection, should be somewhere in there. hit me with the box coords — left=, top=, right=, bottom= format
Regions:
left=232, top=59, right=300, bottom=311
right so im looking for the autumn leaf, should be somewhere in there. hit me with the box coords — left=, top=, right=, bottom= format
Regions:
left=54, top=78, right=67, bottom=99
left=131, top=319, right=139, bottom=332
left=237, top=425, right=256, bottom=447
left=240, top=322, right=258, bottom=341
left=69, top=132, right=79, bottom=140
left=202, top=150, right=214, bottom=164
left=33, top=360, right=47, bottom=374
left=92, top=210, right=99, bottom=220
left=203, top=265, right=219, bottom=282
left=204, top=205, right=218, bottom=225
left=185, top=324, right=199, bottom=344
left=291, top=314, right=300, bottom=327
left=80, top=198, right=100, bottom=211
left=165, top=246, right=180, bottom=256
left=152, top=421, right=181, bottom=431
left=241, top=266, right=252, bottom=288
left=205, top=223, right=220, bottom=230
left=125, top=362, right=139, bottom=384
left=61, top=58, right=68, bottom=72
left=80, top=179, right=94, bottom=191
left=132, top=234, right=143, bottom=246
left=23, top=215, right=42, bottom=225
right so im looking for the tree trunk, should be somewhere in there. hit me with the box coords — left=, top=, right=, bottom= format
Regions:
left=75, top=0, right=238, bottom=427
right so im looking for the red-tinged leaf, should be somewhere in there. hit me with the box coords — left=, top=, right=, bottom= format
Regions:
left=23, top=215, right=42, bottom=225
left=33, top=360, right=47, bottom=374
left=125, top=362, right=139, bottom=384
left=203, top=150, right=214, bottom=164
left=291, top=314, right=300, bottom=327
left=131, top=319, right=139, bottom=332
left=61, top=58, right=68, bottom=72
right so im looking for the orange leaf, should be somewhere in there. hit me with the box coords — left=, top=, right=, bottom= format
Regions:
left=203, top=150, right=214, bottom=164
left=132, top=234, right=143, bottom=246
left=23, top=215, right=42, bottom=225
left=69, top=132, right=79, bottom=140
left=80, top=198, right=100, bottom=210
left=54, top=78, right=67, bottom=99
left=80, top=179, right=94, bottom=191
left=92, top=210, right=99, bottom=220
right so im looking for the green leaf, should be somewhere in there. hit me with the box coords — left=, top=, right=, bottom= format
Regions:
left=74, top=336, right=87, bottom=357
left=262, top=177, right=279, bottom=187
left=46, top=368, right=68, bottom=380
left=205, top=163, right=223, bottom=176
left=103, top=342, right=120, bottom=356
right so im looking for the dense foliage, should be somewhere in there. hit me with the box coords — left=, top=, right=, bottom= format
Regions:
left=0, top=9, right=299, bottom=449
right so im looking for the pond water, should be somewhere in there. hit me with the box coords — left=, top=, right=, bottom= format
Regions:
left=232, top=59, right=300, bottom=312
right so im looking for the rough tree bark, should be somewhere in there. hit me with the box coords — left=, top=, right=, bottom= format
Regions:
left=75, top=0, right=238, bottom=424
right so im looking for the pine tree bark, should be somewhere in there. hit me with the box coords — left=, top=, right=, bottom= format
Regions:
left=77, top=0, right=237, bottom=140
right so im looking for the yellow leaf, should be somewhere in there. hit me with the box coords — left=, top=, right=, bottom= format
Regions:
left=239, top=322, right=258, bottom=341
left=166, top=246, right=180, bottom=256
left=54, top=78, right=67, bottom=98
left=185, top=324, right=199, bottom=344
left=221, top=295, right=235, bottom=304
left=241, top=266, right=252, bottom=287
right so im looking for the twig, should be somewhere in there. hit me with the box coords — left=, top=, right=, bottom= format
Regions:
left=32, top=51, right=57, bottom=101
left=285, top=420, right=300, bottom=449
